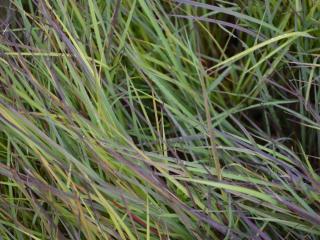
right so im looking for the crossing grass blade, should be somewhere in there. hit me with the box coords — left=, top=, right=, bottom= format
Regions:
left=0, top=0, right=319, bottom=239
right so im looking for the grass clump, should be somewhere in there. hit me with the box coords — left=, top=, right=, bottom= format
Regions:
left=0, top=0, right=320, bottom=239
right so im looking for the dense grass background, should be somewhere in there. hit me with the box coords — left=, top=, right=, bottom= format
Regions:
left=0, top=0, right=320, bottom=239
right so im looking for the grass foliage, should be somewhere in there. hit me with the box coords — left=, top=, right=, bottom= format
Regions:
left=0, top=0, right=320, bottom=239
